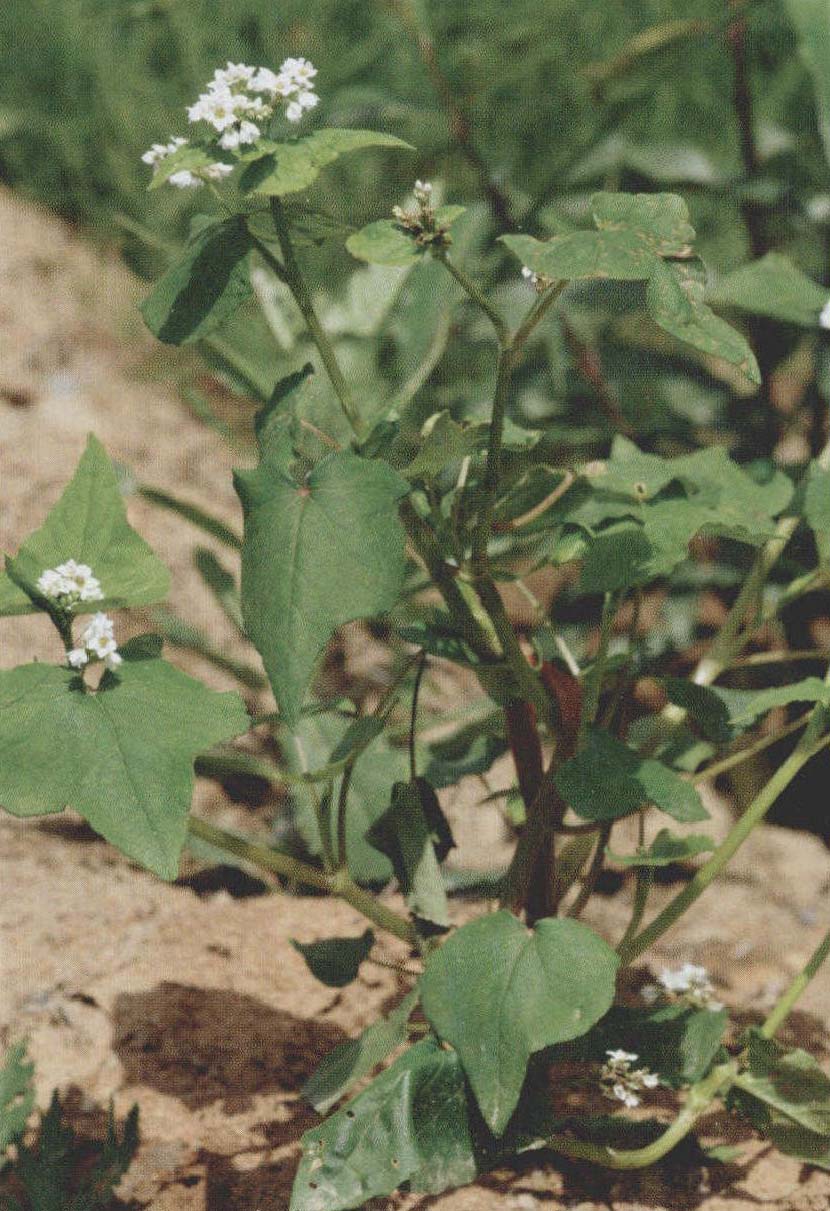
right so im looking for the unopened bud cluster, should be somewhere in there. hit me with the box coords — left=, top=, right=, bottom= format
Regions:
left=392, top=180, right=451, bottom=249
left=600, top=1049, right=659, bottom=1109
left=641, top=963, right=723, bottom=1011
left=142, top=57, right=319, bottom=189
left=37, top=561, right=103, bottom=608
left=67, top=612, right=122, bottom=673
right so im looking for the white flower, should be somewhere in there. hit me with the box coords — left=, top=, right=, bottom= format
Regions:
left=522, top=265, right=538, bottom=285
left=188, top=86, right=243, bottom=131
left=653, top=963, right=723, bottom=1011
left=212, top=61, right=257, bottom=89
left=169, top=170, right=200, bottom=189
left=141, top=136, right=187, bottom=167
left=414, top=179, right=433, bottom=194
left=297, top=89, right=319, bottom=111
left=202, top=161, right=235, bottom=180
left=37, top=560, right=103, bottom=605
left=605, top=1049, right=639, bottom=1064
left=104, top=650, right=123, bottom=671
left=67, top=648, right=89, bottom=670
left=281, top=56, right=317, bottom=86
left=613, top=1083, right=640, bottom=1109
left=820, top=298, right=830, bottom=330
left=285, top=100, right=304, bottom=123
left=640, top=982, right=661, bottom=1005
left=250, top=66, right=280, bottom=94
left=218, top=120, right=260, bottom=150
left=601, top=1049, right=660, bottom=1109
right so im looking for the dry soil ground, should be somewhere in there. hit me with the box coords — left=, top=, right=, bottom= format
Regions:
left=1, top=189, right=830, bottom=1211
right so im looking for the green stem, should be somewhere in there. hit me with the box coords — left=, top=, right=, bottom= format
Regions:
left=567, top=823, right=612, bottom=919
left=617, top=868, right=653, bottom=952
left=691, top=516, right=799, bottom=688
left=544, top=1060, right=738, bottom=1170
left=760, top=928, right=830, bottom=1039
left=435, top=250, right=510, bottom=346
left=579, top=591, right=617, bottom=744
left=188, top=818, right=416, bottom=944
left=618, top=720, right=830, bottom=963
left=409, top=653, right=428, bottom=781
left=691, top=712, right=810, bottom=785
left=260, top=199, right=362, bottom=435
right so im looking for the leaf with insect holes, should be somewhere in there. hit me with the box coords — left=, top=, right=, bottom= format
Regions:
left=141, top=215, right=253, bottom=345
left=292, top=929, right=375, bottom=988
left=708, top=253, right=829, bottom=327
left=235, top=415, right=409, bottom=727
left=0, top=637, right=249, bottom=879
left=554, top=728, right=709, bottom=824
left=590, top=191, right=697, bottom=256
left=240, top=129, right=412, bottom=197
left=419, top=912, right=619, bottom=1134
left=1, top=435, right=170, bottom=618
left=291, top=1039, right=480, bottom=1211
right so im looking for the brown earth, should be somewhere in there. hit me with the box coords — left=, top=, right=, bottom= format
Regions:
left=2, top=188, right=830, bottom=1211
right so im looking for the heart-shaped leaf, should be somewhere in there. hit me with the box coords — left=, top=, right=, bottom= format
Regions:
left=419, top=911, right=619, bottom=1134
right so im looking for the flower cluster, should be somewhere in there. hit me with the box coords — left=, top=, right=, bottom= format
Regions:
left=641, top=963, right=723, bottom=1011
left=142, top=57, right=319, bottom=189
left=67, top=612, right=122, bottom=673
left=600, top=1049, right=660, bottom=1109
left=37, top=561, right=103, bottom=608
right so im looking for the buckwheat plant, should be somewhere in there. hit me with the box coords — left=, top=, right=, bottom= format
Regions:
left=4, top=51, right=830, bottom=1211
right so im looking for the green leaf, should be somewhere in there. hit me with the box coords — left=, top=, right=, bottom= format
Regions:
left=241, top=129, right=412, bottom=197
left=708, top=253, right=829, bottom=327
left=140, top=215, right=252, bottom=345
left=805, top=461, right=830, bottom=564
left=302, top=990, right=419, bottom=1114
left=419, top=911, right=619, bottom=1134
left=717, top=678, right=830, bottom=725
left=762, top=1115, right=830, bottom=1170
left=590, top=190, right=696, bottom=257
left=647, top=260, right=761, bottom=384
left=284, top=711, right=407, bottom=883
left=0, top=641, right=249, bottom=878
left=235, top=440, right=409, bottom=727
left=783, top=0, right=830, bottom=167
left=734, top=1033, right=830, bottom=1136
left=607, top=828, right=714, bottom=868
left=555, top=728, right=709, bottom=824
left=346, top=219, right=423, bottom=266
left=2, top=435, right=170, bottom=616
left=291, top=1039, right=478, bottom=1211
left=405, top=412, right=478, bottom=481
left=291, top=929, right=375, bottom=988
left=501, top=230, right=656, bottom=282
left=367, top=782, right=450, bottom=931
left=0, top=1043, right=34, bottom=1165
